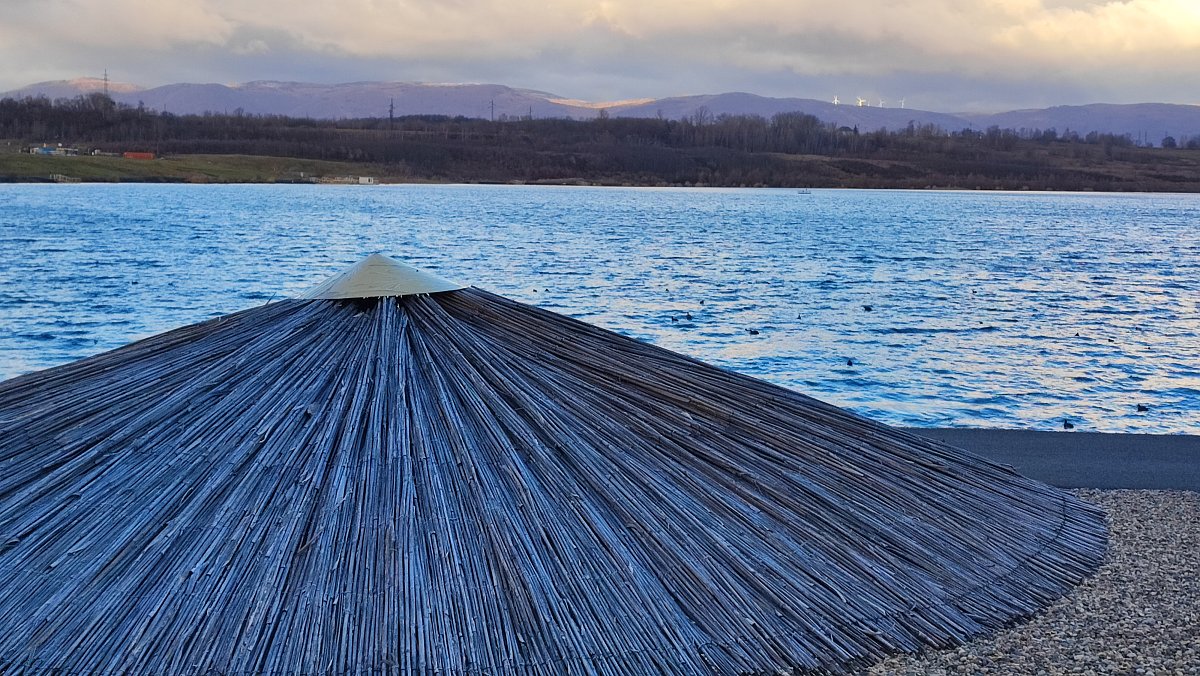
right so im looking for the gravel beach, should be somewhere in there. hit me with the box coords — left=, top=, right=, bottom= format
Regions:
left=864, top=490, right=1200, bottom=675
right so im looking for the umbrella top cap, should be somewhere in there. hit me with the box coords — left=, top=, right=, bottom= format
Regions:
left=300, top=253, right=467, bottom=300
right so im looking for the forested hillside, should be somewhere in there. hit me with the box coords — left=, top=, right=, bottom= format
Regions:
left=3, top=93, right=1199, bottom=191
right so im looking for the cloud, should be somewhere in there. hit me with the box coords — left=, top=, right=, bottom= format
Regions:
left=1, top=0, right=1198, bottom=109
left=0, top=0, right=231, bottom=49
left=232, top=39, right=270, bottom=57
left=997, top=0, right=1200, bottom=58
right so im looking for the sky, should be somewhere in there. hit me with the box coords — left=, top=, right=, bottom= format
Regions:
left=1, top=0, right=1198, bottom=112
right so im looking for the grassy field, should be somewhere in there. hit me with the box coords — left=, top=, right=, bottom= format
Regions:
left=0, top=152, right=394, bottom=184
left=2, top=143, right=1198, bottom=191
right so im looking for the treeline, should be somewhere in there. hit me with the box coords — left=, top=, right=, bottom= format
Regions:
left=3, top=93, right=1199, bottom=190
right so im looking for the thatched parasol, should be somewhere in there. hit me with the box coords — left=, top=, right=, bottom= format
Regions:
left=0, top=254, right=1105, bottom=675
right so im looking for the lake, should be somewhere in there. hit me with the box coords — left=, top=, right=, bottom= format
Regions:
left=1, top=183, right=1197, bottom=433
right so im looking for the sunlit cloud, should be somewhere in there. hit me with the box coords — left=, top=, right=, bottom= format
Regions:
left=997, top=0, right=1200, bottom=57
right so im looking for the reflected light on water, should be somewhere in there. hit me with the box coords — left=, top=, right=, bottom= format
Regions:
left=0, top=184, right=1197, bottom=434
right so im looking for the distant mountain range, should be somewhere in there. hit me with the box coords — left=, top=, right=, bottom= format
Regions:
left=6, top=78, right=1200, bottom=145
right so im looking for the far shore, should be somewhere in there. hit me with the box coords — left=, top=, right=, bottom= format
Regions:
left=4, top=150, right=1200, bottom=192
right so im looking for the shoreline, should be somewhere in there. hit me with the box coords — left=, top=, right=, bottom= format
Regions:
left=906, top=427, right=1200, bottom=491
left=4, top=175, right=1200, bottom=194
left=4, top=151, right=1200, bottom=192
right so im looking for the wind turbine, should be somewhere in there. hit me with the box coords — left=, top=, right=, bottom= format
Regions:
left=898, top=98, right=906, bottom=109
left=856, top=97, right=867, bottom=107
left=833, top=95, right=840, bottom=105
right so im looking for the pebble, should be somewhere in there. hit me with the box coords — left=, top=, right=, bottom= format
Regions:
left=864, top=490, right=1200, bottom=675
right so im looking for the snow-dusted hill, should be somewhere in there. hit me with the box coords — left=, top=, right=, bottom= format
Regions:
left=6, top=78, right=1199, bottom=142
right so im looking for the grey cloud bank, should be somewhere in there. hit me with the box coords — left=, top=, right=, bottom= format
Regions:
left=1, top=0, right=1198, bottom=112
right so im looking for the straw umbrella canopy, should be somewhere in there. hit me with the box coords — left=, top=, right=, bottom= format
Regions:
left=0, top=254, right=1105, bottom=675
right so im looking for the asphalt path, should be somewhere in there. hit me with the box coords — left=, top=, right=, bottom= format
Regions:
left=905, top=427, right=1200, bottom=491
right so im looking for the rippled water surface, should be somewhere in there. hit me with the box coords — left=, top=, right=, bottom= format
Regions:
left=2, top=184, right=1198, bottom=433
